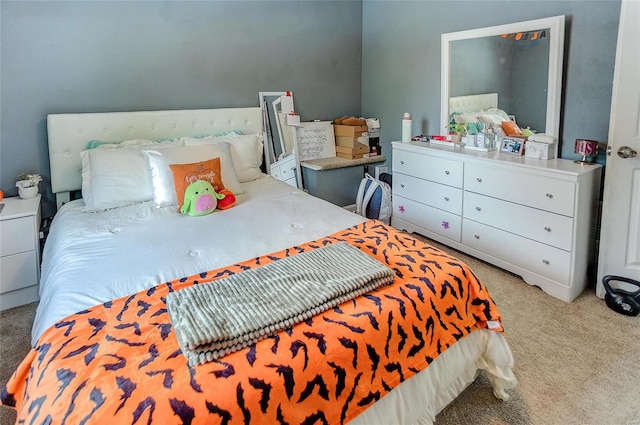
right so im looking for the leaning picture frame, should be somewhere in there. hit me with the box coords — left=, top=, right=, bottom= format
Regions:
left=501, top=137, right=526, bottom=155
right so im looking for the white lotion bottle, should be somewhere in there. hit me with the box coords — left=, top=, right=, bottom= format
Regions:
left=401, top=112, right=412, bottom=143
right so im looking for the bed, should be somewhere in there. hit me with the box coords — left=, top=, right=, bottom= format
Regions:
left=1, top=107, right=516, bottom=424
left=448, top=93, right=540, bottom=146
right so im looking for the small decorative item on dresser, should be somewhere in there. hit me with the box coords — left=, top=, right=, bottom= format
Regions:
left=16, top=172, right=42, bottom=199
left=573, top=139, right=599, bottom=164
left=401, top=112, right=412, bottom=143
left=500, top=137, right=526, bottom=155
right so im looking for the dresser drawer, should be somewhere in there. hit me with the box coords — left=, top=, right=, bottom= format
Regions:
left=393, top=195, right=462, bottom=241
left=1, top=251, right=38, bottom=293
left=393, top=149, right=463, bottom=188
left=0, top=216, right=36, bottom=257
left=393, top=173, right=463, bottom=215
left=464, top=164, right=576, bottom=216
left=462, top=219, right=571, bottom=284
left=463, top=192, right=574, bottom=251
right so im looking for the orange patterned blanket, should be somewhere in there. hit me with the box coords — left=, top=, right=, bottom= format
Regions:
left=1, top=221, right=503, bottom=424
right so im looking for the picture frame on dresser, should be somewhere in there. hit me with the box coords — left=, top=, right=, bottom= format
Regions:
left=501, top=137, right=526, bottom=155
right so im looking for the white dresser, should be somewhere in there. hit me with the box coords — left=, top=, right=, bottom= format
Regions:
left=0, top=195, right=41, bottom=310
left=391, top=141, right=602, bottom=302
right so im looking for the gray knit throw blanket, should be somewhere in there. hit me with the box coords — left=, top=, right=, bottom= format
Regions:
left=166, top=242, right=395, bottom=366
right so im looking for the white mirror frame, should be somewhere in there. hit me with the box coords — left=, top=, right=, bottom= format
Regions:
left=441, top=15, right=565, bottom=156
left=259, top=91, right=303, bottom=189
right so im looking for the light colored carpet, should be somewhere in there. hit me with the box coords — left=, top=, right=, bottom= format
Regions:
left=1, top=236, right=639, bottom=425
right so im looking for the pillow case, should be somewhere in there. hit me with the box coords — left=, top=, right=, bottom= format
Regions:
left=169, top=158, right=224, bottom=209
left=81, top=139, right=184, bottom=211
left=502, top=120, right=523, bottom=136
left=183, top=133, right=263, bottom=183
left=80, top=148, right=154, bottom=212
left=143, top=143, right=243, bottom=208
left=477, top=108, right=511, bottom=126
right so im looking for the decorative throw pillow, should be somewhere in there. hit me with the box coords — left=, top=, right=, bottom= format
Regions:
left=169, top=158, right=225, bottom=209
left=502, top=120, right=523, bottom=136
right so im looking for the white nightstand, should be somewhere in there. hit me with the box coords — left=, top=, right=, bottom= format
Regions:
left=0, top=195, right=41, bottom=310
left=270, top=154, right=298, bottom=188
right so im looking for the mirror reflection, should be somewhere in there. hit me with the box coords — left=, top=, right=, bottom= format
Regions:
left=441, top=15, right=565, bottom=151
left=449, top=31, right=550, bottom=132
left=259, top=91, right=302, bottom=189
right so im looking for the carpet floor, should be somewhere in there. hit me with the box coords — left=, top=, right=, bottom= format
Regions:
left=1, top=236, right=639, bottom=425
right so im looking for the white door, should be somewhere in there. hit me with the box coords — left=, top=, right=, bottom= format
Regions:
left=596, top=0, right=640, bottom=298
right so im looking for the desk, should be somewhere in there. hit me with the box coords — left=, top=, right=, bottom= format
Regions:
left=301, top=155, right=386, bottom=207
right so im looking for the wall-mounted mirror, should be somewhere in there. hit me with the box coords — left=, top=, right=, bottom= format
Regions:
left=259, top=91, right=302, bottom=189
left=441, top=16, right=565, bottom=156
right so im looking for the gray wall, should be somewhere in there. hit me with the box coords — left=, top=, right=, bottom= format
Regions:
left=0, top=1, right=623, bottom=217
left=0, top=1, right=363, bottom=217
left=362, top=0, right=621, bottom=167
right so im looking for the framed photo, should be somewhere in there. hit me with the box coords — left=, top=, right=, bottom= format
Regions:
left=501, top=137, right=526, bottom=155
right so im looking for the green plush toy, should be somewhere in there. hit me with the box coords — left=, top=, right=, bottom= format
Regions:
left=521, top=127, right=534, bottom=138
left=180, top=180, right=225, bottom=217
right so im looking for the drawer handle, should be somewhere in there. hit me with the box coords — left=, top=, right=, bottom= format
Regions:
left=476, top=177, right=482, bottom=183
left=401, top=160, right=405, bottom=165
left=401, top=184, right=405, bottom=188
left=445, top=170, right=450, bottom=175
left=475, top=206, right=481, bottom=212
left=542, top=259, right=550, bottom=265
left=474, top=234, right=480, bottom=239
left=444, top=196, right=450, bottom=201
left=546, top=193, right=554, bottom=199
left=544, top=226, right=551, bottom=232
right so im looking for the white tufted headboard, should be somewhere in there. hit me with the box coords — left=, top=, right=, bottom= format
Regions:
left=47, top=107, right=262, bottom=207
left=449, top=93, right=498, bottom=114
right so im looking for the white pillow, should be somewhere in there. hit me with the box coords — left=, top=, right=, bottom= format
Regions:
left=477, top=108, right=511, bottom=126
left=142, top=143, right=243, bottom=208
left=80, top=148, right=154, bottom=212
left=183, top=133, right=263, bottom=183
left=80, top=139, right=184, bottom=210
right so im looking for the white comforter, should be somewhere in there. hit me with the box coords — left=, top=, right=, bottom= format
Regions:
left=34, top=176, right=366, bottom=346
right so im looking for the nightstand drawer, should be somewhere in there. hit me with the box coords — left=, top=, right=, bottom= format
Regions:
left=0, top=216, right=36, bottom=257
left=1, top=251, right=38, bottom=293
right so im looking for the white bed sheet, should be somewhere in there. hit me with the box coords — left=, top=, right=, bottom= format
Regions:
left=33, top=176, right=366, bottom=346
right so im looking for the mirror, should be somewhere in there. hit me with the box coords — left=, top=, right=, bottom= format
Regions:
left=441, top=16, right=565, bottom=156
left=259, top=91, right=302, bottom=188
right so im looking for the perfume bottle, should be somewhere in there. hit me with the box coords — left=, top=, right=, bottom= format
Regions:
left=494, top=124, right=504, bottom=148
left=484, top=124, right=496, bottom=149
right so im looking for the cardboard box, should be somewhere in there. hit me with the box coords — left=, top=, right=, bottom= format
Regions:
left=336, top=142, right=369, bottom=155
left=336, top=151, right=366, bottom=160
left=334, top=124, right=368, bottom=138
left=335, top=136, right=358, bottom=148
